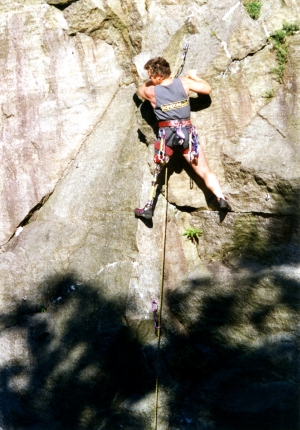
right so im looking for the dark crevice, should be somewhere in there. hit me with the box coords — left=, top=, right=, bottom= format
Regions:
left=47, top=0, right=79, bottom=11
left=172, top=204, right=199, bottom=213
left=231, top=42, right=269, bottom=65
left=250, top=211, right=293, bottom=218
left=168, top=205, right=295, bottom=218
left=137, top=129, right=147, bottom=145
left=17, top=193, right=53, bottom=228
left=236, top=42, right=268, bottom=62
left=2, top=192, right=54, bottom=246
left=221, top=43, right=269, bottom=76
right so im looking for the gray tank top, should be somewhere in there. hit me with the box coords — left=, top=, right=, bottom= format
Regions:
left=154, top=78, right=190, bottom=121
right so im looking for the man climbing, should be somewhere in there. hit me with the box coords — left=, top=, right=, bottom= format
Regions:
left=134, top=56, right=231, bottom=219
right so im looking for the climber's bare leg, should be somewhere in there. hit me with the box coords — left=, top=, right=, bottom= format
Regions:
left=182, top=146, right=225, bottom=201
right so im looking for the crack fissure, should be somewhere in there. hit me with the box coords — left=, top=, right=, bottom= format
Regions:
left=171, top=203, right=294, bottom=218
left=47, top=0, right=79, bottom=11
left=1, top=192, right=53, bottom=247
left=0, top=87, right=123, bottom=249
left=257, top=111, right=286, bottom=138
left=219, top=42, right=269, bottom=77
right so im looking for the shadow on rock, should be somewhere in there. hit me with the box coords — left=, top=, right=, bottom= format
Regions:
left=164, top=186, right=300, bottom=430
left=0, top=275, right=156, bottom=430
left=4, top=190, right=298, bottom=429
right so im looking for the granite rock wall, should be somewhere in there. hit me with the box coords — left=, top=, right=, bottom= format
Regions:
left=0, top=0, right=299, bottom=429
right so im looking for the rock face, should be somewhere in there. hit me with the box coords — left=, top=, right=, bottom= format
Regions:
left=0, top=0, right=299, bottom=429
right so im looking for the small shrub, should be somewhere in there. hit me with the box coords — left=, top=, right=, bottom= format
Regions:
left=283, top=22, right=300, bottom=35
left=270, top=29, right=286, bottom=45
left=183, top=227, right=203, bottom=244
left=263, top=89, right=275, bottom=99
left=271, top=65, right=285, bottom=83
left=243, top=1, right=262, bottom=20
left=268, top=22, right=300, bottom=83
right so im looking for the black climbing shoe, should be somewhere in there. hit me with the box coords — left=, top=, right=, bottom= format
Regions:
left=219, top=198, right=232, bottom=211
left=134, top=204, right=153, bottom=219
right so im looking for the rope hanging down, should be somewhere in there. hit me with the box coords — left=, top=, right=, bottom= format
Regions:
left=153, top=41, right=190, bottom=430
left=154, top=165, right=168, bottom=430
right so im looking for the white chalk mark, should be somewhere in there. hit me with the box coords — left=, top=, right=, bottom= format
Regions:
left=262, top=23, right=270, bottom=37
left=221, top=41, right=232, bottom=58
left=97, top=261, right=138, bottom=276
left=97, top=261, right=118, bottom=275
left=15, top=227, right=23, bottom=237
left=222, top=2, right=241, bottom=21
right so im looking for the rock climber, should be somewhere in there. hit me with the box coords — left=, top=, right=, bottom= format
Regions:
left=134, top=56, right=231, bottom=219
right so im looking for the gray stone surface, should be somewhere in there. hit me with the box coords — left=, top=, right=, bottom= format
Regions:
left=0, top=0, right=299, bottom=429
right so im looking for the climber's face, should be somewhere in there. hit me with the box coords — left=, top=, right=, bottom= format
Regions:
left=148, top=72, right=163, bottom=86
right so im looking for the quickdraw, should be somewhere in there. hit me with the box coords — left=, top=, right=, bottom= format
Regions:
left=173, top=40, right=190, bottom=78
left=154, top=128, right=166, bottom=164
left=175, top=125, right=185, bottom=145
left=188, top=125, right=199, bottom=162
left=152, top=300, right=160, bottom=331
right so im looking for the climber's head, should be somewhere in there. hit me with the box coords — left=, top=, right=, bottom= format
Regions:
left=144, top=57, right=171, bottom=81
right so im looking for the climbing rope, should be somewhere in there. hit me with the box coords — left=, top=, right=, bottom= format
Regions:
left=153, top=41, right=189, bottom=429
left=154, top=165, right=168, bottom=430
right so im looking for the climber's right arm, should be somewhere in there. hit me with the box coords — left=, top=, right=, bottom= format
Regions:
left=138, top=81, right=156, bottom=107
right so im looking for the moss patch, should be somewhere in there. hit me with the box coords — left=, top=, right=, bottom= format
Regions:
left=226, top=214, right=294, bottom=263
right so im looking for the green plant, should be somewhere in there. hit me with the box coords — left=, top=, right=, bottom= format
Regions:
left=183, top=227, right=203, bottom=244
left=211, top=30, right=217, bottom=37
left=268, top=23, right=299, bottom=83
left=263, top=89, right=275, bottom=99
left=40, top=306, right=47, bottom=313
left=243, top=1, right=262, bottom=20
left=270, top=29, right=286, bottom=44
left=283, top=22, right=300, bottom=35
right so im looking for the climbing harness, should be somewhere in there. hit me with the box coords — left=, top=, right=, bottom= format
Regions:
left=146, top=123, right=199, bottom=213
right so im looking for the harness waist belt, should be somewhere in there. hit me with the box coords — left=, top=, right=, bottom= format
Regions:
left=158, top=119, right=192, bottom=128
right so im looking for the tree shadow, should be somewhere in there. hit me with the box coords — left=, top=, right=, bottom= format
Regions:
left=166, top=271, right=300, bottom=429
left=0, top=275, right=157, bottom=429
left=1, top=192, right=298, bottom=430
left=164, top=185, right=300, bottom=429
